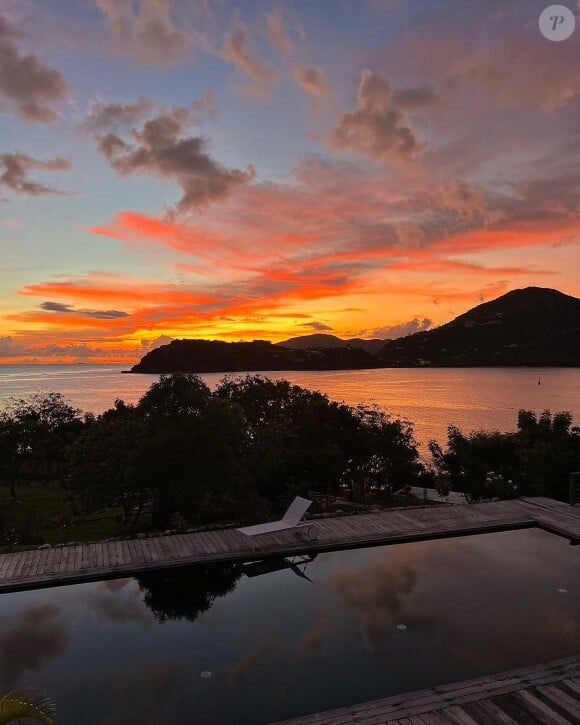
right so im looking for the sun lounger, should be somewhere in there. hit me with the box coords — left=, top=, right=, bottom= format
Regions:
left=237, top=496, right=318, bottom=549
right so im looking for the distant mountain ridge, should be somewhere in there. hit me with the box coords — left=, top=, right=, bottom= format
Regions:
left=130, top=339, right=383, bottom=374
left=277, top=333, right=390, bottom=355
left=129, top=287, right=580, bottom=373
left=378, top=287, right=580, bottom=366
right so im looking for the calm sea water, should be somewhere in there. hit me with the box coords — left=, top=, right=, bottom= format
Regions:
left=0, top=364, right=579, bottom=447
left=0, top=529, right=579, bottom=724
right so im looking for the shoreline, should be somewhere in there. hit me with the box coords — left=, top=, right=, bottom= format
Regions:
left=125, top=363, right=580, bottom=374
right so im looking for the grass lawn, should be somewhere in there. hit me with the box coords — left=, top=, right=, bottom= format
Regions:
left=0, top=484, right=152, bottom=552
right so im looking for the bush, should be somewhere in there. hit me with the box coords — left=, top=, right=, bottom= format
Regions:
left=429, top=409, right=580, bottom=501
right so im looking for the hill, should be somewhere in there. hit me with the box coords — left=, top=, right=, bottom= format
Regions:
left=130, top=339, right=385, bottom=374
left=377, top=287, right=580, bottom=367
left=277, top=333, right=389, bottom=354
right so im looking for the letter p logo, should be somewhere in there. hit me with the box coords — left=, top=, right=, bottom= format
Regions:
left=539, top=4, right=576, bottom=41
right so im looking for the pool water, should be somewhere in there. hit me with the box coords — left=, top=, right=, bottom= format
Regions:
left=0, top=528, right=579, bottom=724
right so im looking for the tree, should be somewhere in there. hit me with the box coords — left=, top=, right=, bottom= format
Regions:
left=136, top=375, right=246, bottom=526
left=515, top=410, right=580, bottom=499
left=0, top=393, right=84, bottom=496
left=429, top=427, right=520, bottom=502
left=216, top=376, right=423, bottom=507
left=0, top=418, right=29, bottom=499
left=217, top=376, right=351, bottom=506
left=7, top=392, right=82, bottom=431
left=428, top=409, right=580, bottom=502
left=67, top=405, right=149, bottom=529
left=342, top=406, right=423, bottom=502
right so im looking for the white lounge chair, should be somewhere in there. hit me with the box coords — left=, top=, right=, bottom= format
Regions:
left=237, top=496, right=319, bottom=549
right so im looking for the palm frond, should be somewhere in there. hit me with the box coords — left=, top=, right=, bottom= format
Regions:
left=0, top=689, right=56, bottom=725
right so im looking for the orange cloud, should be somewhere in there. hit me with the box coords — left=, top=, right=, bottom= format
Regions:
left=435, top=220, right=580, bottom=256
left=18, top=275, right=218, bottom=307
left=5, top=147, right=579, bottom=363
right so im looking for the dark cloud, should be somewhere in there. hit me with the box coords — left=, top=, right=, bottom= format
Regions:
left=326, top=69, right=438, bottom=163
left=96, top=0, right=192, bottom=66
left=84, top=95, right=155, bottom=131
left=40, top=301, right=129, bottom=319
left=95, top=108, right=255, bottom=212
left=0, top=15, right=67, bottom=122
left=84, top=91, right=217, bottom=134
left=222, top=25, right=278, bottom=88
left=0, top=153, right=70, bottom=196
left=371, top=317, right=432, bottom=338
left=0, top=604, right=70, bottom=685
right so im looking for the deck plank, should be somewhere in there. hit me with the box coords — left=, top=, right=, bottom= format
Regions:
left=443, top=706, right=480, bottom=725
left=563, top=679, right=580, bottom=697
left=534, top=683, right=580, bottom=721
left=461, top=699, right=518, bottom=724
left=0, top=496, right=579, bottom=593
left=273, top=657, right=580, bottom=725
left=508, top=691, right=571, bottom=725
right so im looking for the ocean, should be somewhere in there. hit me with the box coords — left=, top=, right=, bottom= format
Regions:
left=1, top=364, right=579, bottom=449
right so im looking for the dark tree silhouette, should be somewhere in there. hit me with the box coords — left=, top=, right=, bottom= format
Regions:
left=136, top=562, right=243, bottom=623
left=0, top=392, right=83, bottom=497
left=136, top=375, right=246, bottom=526
left=429, top=409, right=580, bottom=502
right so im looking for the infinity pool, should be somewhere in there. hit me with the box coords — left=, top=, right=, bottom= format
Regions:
left=1, top=528, right=579, bottom=724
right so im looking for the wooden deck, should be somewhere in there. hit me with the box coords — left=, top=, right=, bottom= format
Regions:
left=0, top=496, right=579, bottom=594
left=274, top=656, right=580, bottom=724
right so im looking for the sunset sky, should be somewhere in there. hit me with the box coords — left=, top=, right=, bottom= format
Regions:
left=1, top=0, right=579, bottom=363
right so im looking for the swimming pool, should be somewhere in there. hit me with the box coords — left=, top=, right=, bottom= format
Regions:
left=0, top=528, right=578, bottom=724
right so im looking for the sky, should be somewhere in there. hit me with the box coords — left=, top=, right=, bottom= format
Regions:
left=0, top=0, right=579, bottom=363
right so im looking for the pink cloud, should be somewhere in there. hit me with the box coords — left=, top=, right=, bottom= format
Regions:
left=326, top=70, right=438, bottom=164
left=222, top=24, right=277, bottom=91
left=266, top=7, right=293, bottom=56
left=96, top=0, right=192, bottom=66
